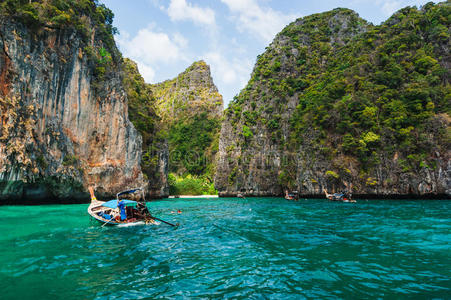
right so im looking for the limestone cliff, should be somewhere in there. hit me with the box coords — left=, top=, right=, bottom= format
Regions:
left=152, top=61, right=223, bottom=124
left=0, top=3, right=145, bottom=203
left=122, top=58, right=168, bottom=198
left=151, top=61, right=223, bottom=178
left=216, top=5, right=451, bottom=198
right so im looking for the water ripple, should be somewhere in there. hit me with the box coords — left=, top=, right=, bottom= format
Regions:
left=1, top=198, right=451, bottom=298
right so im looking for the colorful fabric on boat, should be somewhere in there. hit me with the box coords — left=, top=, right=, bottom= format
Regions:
left=118, top=200, right=127, bottom=221
left=101, top=199, right=136, bottom=209
left=98, top=212, right=112, bottom=220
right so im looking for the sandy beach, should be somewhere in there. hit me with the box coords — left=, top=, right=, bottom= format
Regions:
left=168, top=195, right=219, bottom=199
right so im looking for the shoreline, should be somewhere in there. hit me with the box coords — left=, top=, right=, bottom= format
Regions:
left=218, top=192, right=451, bottom=200
left=168, top=195, right=219, bottom=199
left=1, top=193, right=449, bottom=205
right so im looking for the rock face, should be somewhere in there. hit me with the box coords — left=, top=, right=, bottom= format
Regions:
left=0, top=18, right=144, bottom=203
left=216, top=6, right=451, bottom=198
left=151, top=61, right=223, bottom=124
left=122, top=58, right=168, bottom=198
left=151, top=61, right=223, bottom=178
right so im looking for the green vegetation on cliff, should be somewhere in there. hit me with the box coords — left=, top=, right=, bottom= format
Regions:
left=122, top=59, right=223, bottom=196
left=168, top=112, right=220, bottom=176
left=168, top=173, right=217, bottom=196
left=0, top=0, right=146, bottom=202
left=151, top=61, right=223, bottom=193
left=0, top=0, right=121, bottom=97
left=288, top=3, right=450, bottom=181
left=0, top=0, right=116, bottom=44
left=122, top=58, right=166, bottom=195
left=219, top=3, right=450, bottom=195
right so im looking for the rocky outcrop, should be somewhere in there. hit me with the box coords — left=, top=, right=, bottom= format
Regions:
left=151, top=60, right=223, bottom=124
left=216, top=5, right=451, bottom=198
left=151, top=61, right=223, bottom=178
left=122, top=58, right=168, bottom=198
left=0, top=18, right=145, bottom=203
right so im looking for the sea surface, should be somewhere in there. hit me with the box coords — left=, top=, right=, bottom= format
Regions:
left=1, top=198, right=451, bottom=299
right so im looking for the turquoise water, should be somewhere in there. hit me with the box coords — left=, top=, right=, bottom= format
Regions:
left=1, top=198, right=451, bottom=299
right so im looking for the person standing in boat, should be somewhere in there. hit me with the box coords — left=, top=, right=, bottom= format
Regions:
left=117, top=199, right=127, bottom=221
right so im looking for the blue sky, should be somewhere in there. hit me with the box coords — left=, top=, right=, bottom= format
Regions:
left=101, top=0, right=440, bottom=108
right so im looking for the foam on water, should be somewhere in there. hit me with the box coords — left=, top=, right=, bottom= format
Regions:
left=117, top=221, right=147, bottom=227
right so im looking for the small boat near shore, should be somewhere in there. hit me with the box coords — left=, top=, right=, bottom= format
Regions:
left=285, top=190, right=299, bottom=201
left=87, top=187, right=176, bottom=226
left=323, top=188, right=356, bottom=203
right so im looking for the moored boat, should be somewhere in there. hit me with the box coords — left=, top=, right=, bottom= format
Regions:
left=323, top=188, right=356, bottom=202
left=285, top=190, right=299, bottom=200
left=87, top=187, right=159, bottom=226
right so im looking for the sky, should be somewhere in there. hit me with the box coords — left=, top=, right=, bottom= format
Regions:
left=100, top=0, right=441, bottom=108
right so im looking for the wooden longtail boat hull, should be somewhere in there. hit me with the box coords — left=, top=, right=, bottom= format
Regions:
left=87, top=187, right=160, bottom=226
left=87, top=200, right=122, bottom=225
left=87, top=200, right=155, bottom=226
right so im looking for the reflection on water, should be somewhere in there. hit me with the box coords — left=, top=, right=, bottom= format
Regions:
left=1, top=198, right=451, bottom=298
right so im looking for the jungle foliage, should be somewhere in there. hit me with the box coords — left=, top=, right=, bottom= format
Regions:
left=168, top=112, right=220, bottom=177
left=168, top=173, right=217, bottom=196
left=123, top=59, right=222, bottom=195
left=0, top=0, right=117, bottom=52
left=0, top=0, right=121, bottom=97
left=122, top=58, right=165, bottom=188
left=225, top=3, right=450, bottom=186
left=151, top=61, right=223, bottom=187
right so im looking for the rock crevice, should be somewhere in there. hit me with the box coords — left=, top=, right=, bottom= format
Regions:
left=0, top=19, right=144, bottom=203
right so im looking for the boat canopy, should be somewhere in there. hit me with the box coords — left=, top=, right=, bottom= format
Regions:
left=117, top=188, right=142, bottom=197
left=102, top=199, right=137, bottom=209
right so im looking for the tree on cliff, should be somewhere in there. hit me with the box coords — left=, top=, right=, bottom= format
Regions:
left=217, top=3, right=450, bottom=197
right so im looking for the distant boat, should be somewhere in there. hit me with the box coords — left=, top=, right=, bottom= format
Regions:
left=87, top=187, right=159, bottom=226
left=285, top=190, right=299, bottom=201
left=323, top=188, right=356, bottom=202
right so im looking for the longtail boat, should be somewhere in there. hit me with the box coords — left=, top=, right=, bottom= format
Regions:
left=87, top=187, right=158, bottom=226
left=323, top=188, right=356, bottom=203
left=284, top=190, right=299, bottom=200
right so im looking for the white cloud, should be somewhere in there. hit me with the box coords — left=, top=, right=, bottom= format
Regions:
left=380, top=0, right=404, bottom=16
left=173, top=32, right=188, bottom=48
left=137, top=63, right=156, bottom=83
left=203, top=51, right=252, bottom=103
left=167, top=0, right=216, bottom=26
left=353, top=0, right=441, bottom=18
left=122, top=27, right=181, bottom=64
left=116, top=26, right=188, bottom=82
left=221, top=0, right=296, bottom=43
left=204, top=52, right=237, bottom=85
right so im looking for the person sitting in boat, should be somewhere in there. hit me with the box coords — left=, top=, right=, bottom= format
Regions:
left=135, top=201, right=151, bottom=219
left=117, top=199, right=127, bottom=221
